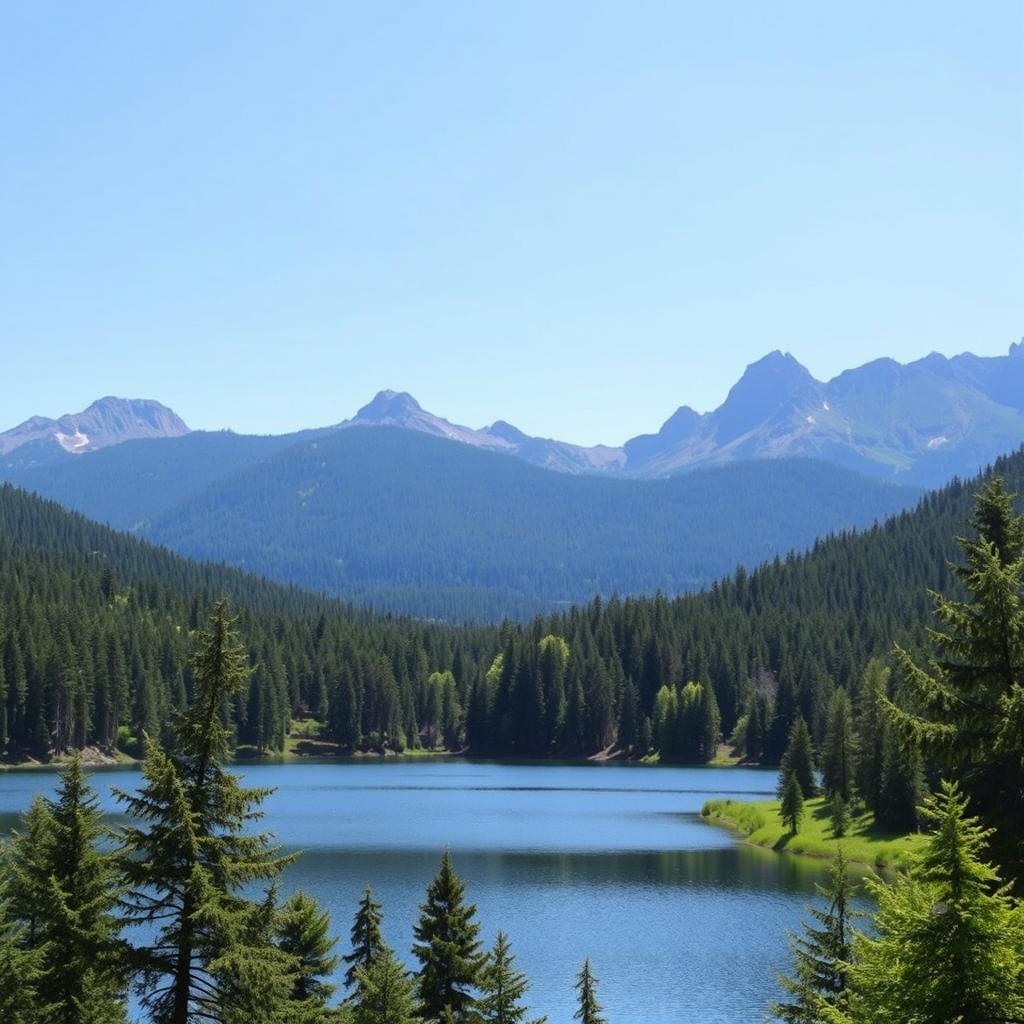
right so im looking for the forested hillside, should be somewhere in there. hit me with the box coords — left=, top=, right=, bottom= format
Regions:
left=144, top=428, right=917, bottom=620
left=3, top=426, right=918, bottom=621
left=2, top=446, right=1021, bottom=767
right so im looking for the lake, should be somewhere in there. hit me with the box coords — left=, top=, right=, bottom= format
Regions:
left=0, top=759, right=859, bottom=1023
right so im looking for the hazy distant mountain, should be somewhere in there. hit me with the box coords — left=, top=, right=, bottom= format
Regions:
left=0, top=397, right=190, bottom=469
left=339, top=343, right=1024, bottom=486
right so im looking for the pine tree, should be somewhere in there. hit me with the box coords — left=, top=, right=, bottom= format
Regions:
left=5, top=794, right=55, bottom=945
left=412, top=850, right=486, bottom=1022
left=821, top=690, right=855, bottom=801
left=574, top=960, right=606, bottom=1024
left=344, top=887, right=385, bottom=990
left=114, top=601, right=294, bottom=1024
left=0, top=880, right=46, bottom=1024
left=781, top=773, right=805, bottom=834
left=352, top=944, right=420, bottom=1024
left=855, top=660, right=889, bottom=814
left=889, top=478, right=1024, bottom=881
left=37, top=754, right=127, bottom=1024
left=875, top=727, right=924, bottom=834
left=778, top=717, right=816, bottom=798
left=830, top=793, right=850, bottom=839
left=276, top=890, right=339, bottom=1020
left=478, top=931, right=546, bottom=1024
left=772, top=848, right=857, bottom=1023
left=839, top=782, right=1024, bottom=1023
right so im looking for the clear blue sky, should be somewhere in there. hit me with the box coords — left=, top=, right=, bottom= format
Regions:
left=1, top=1, right=1021, bottom=445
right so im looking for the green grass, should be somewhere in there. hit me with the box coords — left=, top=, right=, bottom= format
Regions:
left=701, top=795, right=926, bottom=872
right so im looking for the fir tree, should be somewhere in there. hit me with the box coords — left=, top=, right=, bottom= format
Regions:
left=781, top=773, right=805, bottom=834
left=821, top=690, right=855, bottom=801
left=344, top=887, right=385, bottom=990
left=5, top=794, right=55, bottom=945
left=574, top=960, right=606, bottom=1024
left=114, top=601, right=293, bottom=1024
left=855, top=661, right=889, bottom=814
left=412, top=850, right=486, bottom=1022
left=0, top=880, right=46, bottom=1024
left=478, top=931, right=546, bottom=1024
left=772, top=848, right=857, bottom=1023
left=839, top=781, right=1024, bottom=1023
left=275, top=890, right=339, bottom=1018
left=37, top=755, right=127, bottom=1024
left=778, top=717, right=816, bottom=798
left=830, top=793, right=850, bottom=839
left=889, top=478, right=1024, bottom=881
left=352, top=944, right=420, bottom=1024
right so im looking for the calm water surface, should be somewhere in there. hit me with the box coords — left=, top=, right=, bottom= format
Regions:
left=0, top=760, right=861, bottom=1023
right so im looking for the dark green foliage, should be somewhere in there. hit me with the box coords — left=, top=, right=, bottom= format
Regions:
left=114, top=603, right=293, bottom=1024
left=478, top=931, right=546, bottom=1024
left=889, top=477, right=1024, bottom=882
left=821, top=690, right=855, bottom=801
left=412, top=851, right=486, bottom=1022
left=839, top=782, right=1024, bottom=1023
left=773, top=849, right=857, bottom=1023
left=830, top=794, right=850, bottom=839
left=781, top=774, right=805, bottom=834
left=875, top=728, right=924, bottom=833
left=573, top=960, right=606, bottom=1024
left=0, top=881, right=45, bottom=1024
left=351, top=944, right=420, bottom=1024
left=344, top=888, right=385, bottom=990
left=275, top=891, right=339, bottom=1019
left=779, top=718, right=816, bottom=799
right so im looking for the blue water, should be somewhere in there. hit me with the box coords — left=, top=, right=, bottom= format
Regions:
left=0, top=759, right=856, bottom=1023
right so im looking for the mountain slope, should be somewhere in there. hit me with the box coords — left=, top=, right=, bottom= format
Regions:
left=141, top=427, right=919, bottom=620
left=0, top=397, right=189, bottom=467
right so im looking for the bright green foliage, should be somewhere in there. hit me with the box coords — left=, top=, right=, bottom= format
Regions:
left=478, top=931, right=546, bottom=1024
left=114, top=601, right=293, bottom=1024
left=32, top=755, right=126, bottom=1024
left=344, top=888, right=385, bottom=990
left=838, top=782, right=1024, bottom=1024
left=412, top=851, right=486, bottom=1023
left=5, top=795, right=55, bottom=945
left=652, top=681, right=720, bottom=762
left=574, top=960, right=606, bottom=1024
left=773, top=848, right=857, bottom=1023
left=890, top=477, right=1024, bottom=880
left=779, top=718, right=816, bottom=798
left=276, top=890, right=339, bottom=1020
left=821, top=691, right=855, bottom=801
left=352, top=944, right=420, bottom=1024
left=781, top=774, right=805, bottom=834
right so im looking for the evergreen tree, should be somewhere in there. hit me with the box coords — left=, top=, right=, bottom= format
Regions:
left=412, top=851, right=486, bottom=1023
left=830, top=793, right=850, bottom=840
left=875, top=727, right=924, bottom=834
left=276, top=890, right=339, bottom=1019
left=839, top=782, right=1024, bottom=1024
left=781, top=773, right=805, bottom=834
left=344, top=887, right=385, bottom=990
left=778, top=717, right=816, bottom=798
left=36, top=755, right=126, bottom=1024
left=854, top=661, right=889, bottom=814
left=0, top=880, right=46, bottom=1024
left=772, top=848, right=857, bottom=1023
left=478, top=931, right=546, bottom=1024
left=5, top=795, right=55, bottom=945
left=889, top=478, right=1024, bottom=881
left=821, top=690, right=855, bottom=802
left=115, top=601, right=293, bottom=1024
left=352, top=944, right=420, bottom=1024
left=574, top=960, right=606, bottom=1024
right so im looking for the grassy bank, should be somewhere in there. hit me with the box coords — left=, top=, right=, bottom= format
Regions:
left=701, top=795, right=926, bottom=872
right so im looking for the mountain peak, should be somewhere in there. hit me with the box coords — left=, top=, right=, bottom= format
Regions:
left=355, top=390, right=424, bottom=422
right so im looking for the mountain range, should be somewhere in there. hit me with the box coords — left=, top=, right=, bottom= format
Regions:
left=3, top=342, right=1022, bottom=486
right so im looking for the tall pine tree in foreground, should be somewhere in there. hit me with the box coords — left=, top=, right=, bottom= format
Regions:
left=773, top=848, right=857, bottom=1023
left=412, top=851, right=486, bottom=1023
left=275, top=890, right=339, bottom=1021
left=574, top=960, right=606, bottom=1024
left=889, top=478, right=1024, bottom=882
left=345, top=887, right=385, bottom=990
left=352, top=944, right=420, bottom=1024
left=837, top=781, right=1024, bottom=1024
left=115, top=601, right=294, bottom=1024
left=38, top=755, right=126, bottom=1024
left=0, top=879, right=45, bottom=1024
left=478, top=931, right=546, bottom=1024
